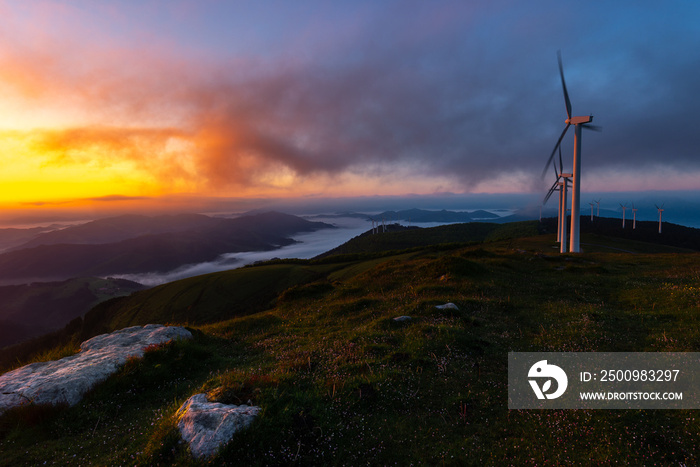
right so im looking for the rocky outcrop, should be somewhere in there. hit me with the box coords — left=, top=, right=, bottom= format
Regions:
left=0, top=324, right=192, bottom=414
left=176, top=393, right=260, bottom=459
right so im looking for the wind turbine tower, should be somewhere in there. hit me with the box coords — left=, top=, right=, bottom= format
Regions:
left=632, top=204, right=638, bottom=229
left=620, top=204, right=627, bottom=229
left=589, top=202, right=595, bottom=221
left=542, top=51, right=600, bottom=253
left=558, top=176, right=572, bottom=253
left=595, top=199, right=601, bottom=217
left=656, top=204, right=664, bottom=234
left=559, top=177, right=573, bottom=253
left=542, top=146, right=571, bottom=253
left=369, top=217, right=377, bottom=234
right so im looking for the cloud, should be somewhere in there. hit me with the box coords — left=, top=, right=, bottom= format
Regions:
left=0, top=0, right=699, bottom=201
left=85, top=195, right=152, bottom=203
left=27, top=126, right=188, bottom=165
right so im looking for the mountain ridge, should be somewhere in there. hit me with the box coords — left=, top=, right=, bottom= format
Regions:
left=0, top=212, right=334, bottom=284
left=11, top=213, right=219, bottom=250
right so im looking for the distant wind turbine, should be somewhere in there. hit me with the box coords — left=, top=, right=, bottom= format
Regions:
left=595, top=199, right=601, bottom=217
left=655, top=204, right=665, bottom=233
left=620, top=204, right=628, bottom=228
left=589, top=202, right=595, bottom=221
left=541, top=51, right=600, bottom=253
left=632, top=204, right=638, bottom=229
left=368, top=217, right=378, bottom=234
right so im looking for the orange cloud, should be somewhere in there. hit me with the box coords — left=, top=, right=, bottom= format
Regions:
left=0, top=12, right=478, bottom=204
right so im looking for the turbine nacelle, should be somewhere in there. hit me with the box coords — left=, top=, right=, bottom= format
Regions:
left=565, top=116, right=593, bottom=125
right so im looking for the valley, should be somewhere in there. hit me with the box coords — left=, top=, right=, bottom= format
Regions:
left=0, top=212, right=334, bottom=285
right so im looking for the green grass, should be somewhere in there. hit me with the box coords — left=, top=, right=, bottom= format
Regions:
left=2, top=231, right=700, bottom=464
left=318, top=220, right=540, bottom=257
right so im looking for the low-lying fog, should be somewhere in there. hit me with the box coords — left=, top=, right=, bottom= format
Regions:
left=111, top=217, right=375, bottom=286
left=113, top=214, right=508, bottom=287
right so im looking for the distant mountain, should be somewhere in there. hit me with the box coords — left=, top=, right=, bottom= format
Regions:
left=312, top=208, right=501, bottom=223
left=0, top=212, right=334, bottom=284
left=376, top=209, right=498, bottom=223
left=13, top=213, right=222, bottom=250
left=0, top=277, right=145, bottom=348
left=0, top=225, right=58, bottom=252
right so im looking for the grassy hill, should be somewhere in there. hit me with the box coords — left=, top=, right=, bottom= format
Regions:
left=317, top=220, right=541, bottom=258
left=2, top=223, right=700, bottom=464
left=542, top=215, right=700, bottom=251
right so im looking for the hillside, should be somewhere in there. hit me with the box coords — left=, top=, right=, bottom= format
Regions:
left=2, top=225, right=700, bottom=464
left=0, top=277, right=145, bottom=348
left=316, top=220, right=540, bottom=258
left=574, top=215, right=700, bottom=251
left=0, top=212, right=333, bottom=284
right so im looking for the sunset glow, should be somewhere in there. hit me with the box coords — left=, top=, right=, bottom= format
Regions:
left=0, top=1, right=698, bottom=217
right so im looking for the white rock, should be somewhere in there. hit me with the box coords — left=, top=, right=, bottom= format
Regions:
left=435, top=302, right=459, bottom=310
left=0, top=324, right=192, bottom=414
left=176, top=393, right=260, bottom=459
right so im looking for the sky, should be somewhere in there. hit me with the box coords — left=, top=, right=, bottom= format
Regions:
left=0, top=1, right=699, bottom=219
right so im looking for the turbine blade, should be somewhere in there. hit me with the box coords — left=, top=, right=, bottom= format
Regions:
left=583, top=124, right=602, bottom=132
left=558, top=144, right=564, bottom=174
left=541, top=123, right=571, bottom=179
left=557, top=50, right=572, bottom=120
left=543, top=181, right=559, bottom=205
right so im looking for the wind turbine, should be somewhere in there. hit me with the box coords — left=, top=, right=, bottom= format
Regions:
left=620, top=204, right=628, bottom=228
left=656, top=204, right=664, bottom=233
left=542, top=51, right=600, bottom=253
left=367, top=217, right=377, bottom=234
left=632, top=204, right=638, bottom=229
left=595, top=199, right=601, bottom=217
left=589, top=202, right=595, bottom=221
left=543, top=145, right=571, bottom=253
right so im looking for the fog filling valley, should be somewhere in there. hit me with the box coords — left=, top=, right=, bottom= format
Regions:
left=110, top=217, right=373, bottom=286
